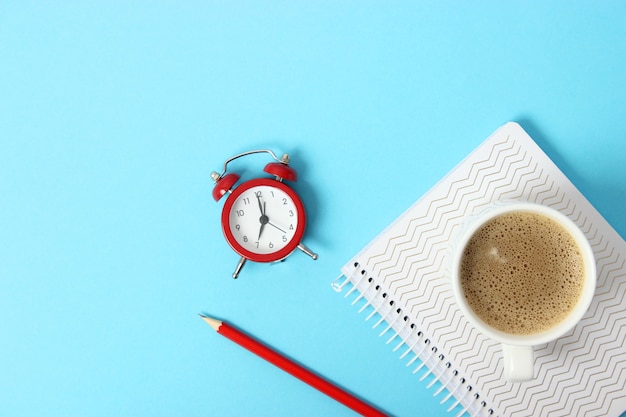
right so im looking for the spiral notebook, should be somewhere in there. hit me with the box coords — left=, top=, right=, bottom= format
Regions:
left=332, top=122, right=626, bottom=417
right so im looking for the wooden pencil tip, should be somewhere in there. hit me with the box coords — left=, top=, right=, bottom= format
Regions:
left=199, top=314, right=222, bottom=331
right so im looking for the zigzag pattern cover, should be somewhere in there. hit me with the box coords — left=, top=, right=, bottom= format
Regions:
left=334, top=122, right=626, bottom=416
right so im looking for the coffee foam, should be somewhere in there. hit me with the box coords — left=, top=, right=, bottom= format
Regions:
left=460, top=211, right=585, bottom=335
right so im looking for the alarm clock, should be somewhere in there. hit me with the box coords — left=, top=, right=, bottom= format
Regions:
left=211, top=149, right=318, bottom=278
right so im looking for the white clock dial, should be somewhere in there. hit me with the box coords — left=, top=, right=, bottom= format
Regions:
left=228, top=185, right=299, bottom=255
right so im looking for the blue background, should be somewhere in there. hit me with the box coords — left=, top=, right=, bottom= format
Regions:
left=2, top=2, right=625, bottom=416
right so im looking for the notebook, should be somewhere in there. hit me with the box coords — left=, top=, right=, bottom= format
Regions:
left=332, top=122, right=626, bottom=417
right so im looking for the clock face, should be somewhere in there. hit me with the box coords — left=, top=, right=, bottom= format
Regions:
left=221, top=178, right=306, bottom=262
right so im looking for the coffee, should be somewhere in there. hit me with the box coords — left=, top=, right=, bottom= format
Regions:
left=460, top=211, right=585, bottom=335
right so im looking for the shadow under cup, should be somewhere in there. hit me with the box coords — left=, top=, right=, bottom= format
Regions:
left=450, top=203, right=596, bottom=382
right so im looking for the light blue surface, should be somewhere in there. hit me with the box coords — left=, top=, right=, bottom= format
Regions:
left=2, top=2, right=625, bottom=416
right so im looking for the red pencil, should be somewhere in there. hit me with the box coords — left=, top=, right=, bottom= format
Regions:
left=200, top=314, right=387, bottom=417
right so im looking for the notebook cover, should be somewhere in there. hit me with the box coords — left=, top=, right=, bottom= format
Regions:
left=337, top=122, right=626, bottom=416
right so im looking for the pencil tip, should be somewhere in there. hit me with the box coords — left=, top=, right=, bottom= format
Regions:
left=199, top=314, right=222, bottom=331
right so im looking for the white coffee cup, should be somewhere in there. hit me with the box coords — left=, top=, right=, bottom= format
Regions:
left=450, top=202, right=596, bottom=382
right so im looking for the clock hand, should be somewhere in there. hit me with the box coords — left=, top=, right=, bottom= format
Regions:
left=267, top=221, right=286, bottom=234
left=256, top=195, right=269, bottom=239
left=257, top=197, right=287, bottom=234
left=256, top=194, right=265, bottom=215
left=258, top=202, right=269, bottom=239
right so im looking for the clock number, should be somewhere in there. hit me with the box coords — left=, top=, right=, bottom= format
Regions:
left=269, top=242, right=274, bottom=249
left=243, top=236, right=248, bottom=242
left=289, top=210, right=294, bottom=217
left=242, top=197, right=250, bottom=205
left=282, top=198, right=287, bottom=205
left=289, top=224, right=294, bottom=230
left=236, top=209, right=245, bottom=217
left=282, top=235, right=287, bottom=242
left=235, top=224, right=240, bottom=230
left=255, top=191, right=262, bottom=197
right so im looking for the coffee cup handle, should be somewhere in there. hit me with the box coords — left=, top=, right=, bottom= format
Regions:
left=502, top=344, right=534, bottom=382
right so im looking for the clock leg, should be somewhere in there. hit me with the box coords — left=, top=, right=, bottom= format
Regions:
left=297, top=243, right=318, bottom=260
left=232, top=256, right=247, bottom=279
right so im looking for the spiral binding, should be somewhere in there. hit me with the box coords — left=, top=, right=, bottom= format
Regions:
left=332, top=263, right=496, bottom=417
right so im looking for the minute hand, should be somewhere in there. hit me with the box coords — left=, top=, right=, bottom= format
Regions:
left=256, top=195, right=268, bottom=239
left=256, top=194, right=265, bottom=215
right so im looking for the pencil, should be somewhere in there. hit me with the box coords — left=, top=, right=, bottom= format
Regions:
left=199, top=314, right=387, bottom=417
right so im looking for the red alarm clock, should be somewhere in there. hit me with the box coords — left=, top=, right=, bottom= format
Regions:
left=211, top=150, right=318, bottom=278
